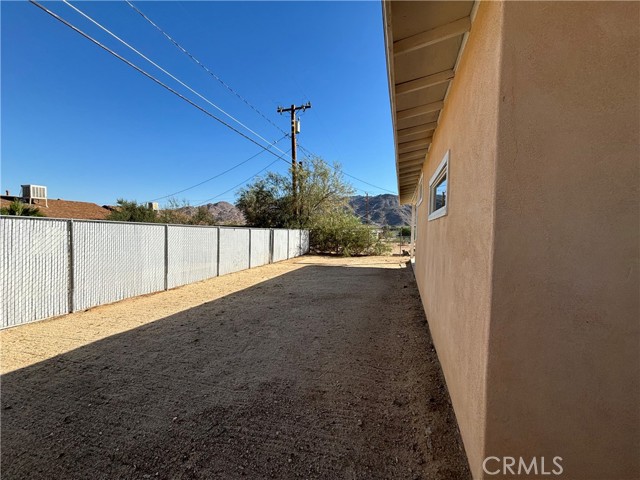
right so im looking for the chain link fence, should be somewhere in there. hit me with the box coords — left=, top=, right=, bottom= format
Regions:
left=167, top=225, right=218, bottom=289
left=0, top=218, right=69, bottom=328
left=0, top=217, right=309, bottom=329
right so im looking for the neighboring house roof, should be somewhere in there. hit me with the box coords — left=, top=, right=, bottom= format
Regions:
left=0, top=196, right=111, bottom=220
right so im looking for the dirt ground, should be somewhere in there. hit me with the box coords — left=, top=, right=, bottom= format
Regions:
left=1, top=255, right=470, bottom=479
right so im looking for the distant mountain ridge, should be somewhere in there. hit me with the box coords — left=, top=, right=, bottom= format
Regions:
left=349, top=194, right=411, bottom=227
left=175, top=196, right=409, bottom=227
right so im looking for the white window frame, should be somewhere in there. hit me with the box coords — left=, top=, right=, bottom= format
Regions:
left=428, top=150, right=449, bottom=221
left=416, top=174, right=424, bottom=207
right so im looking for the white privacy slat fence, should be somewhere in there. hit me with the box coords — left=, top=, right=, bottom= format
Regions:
left=288, top=229, right=303, bottom=259
left=249, top=228, right=271, bottom=268
left=167, top=226, right=218, bottom=289
left=0, top=217, right=309, bottom=329
left=272, top=229, right=289, bottom=263
left=218, top=228, right=250, bottom=276
left=0, top=218, right=69, bottom=328
left=73, top=222, right=166, bottom=311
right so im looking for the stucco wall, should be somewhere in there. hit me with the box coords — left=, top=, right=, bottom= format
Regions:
left=485, top=2, right=640, bottom=478
left=413, top=2, right=638, bottom=478
left=413, top=3, right=503, bottom=477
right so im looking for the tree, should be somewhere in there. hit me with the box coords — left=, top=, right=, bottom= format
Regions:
left=236, top=157, right=389, bottom=256
left=236, top=157, right=354, bottom=229
left=157, top=198, right=191, bottom=225
left=106, top=199, right=158, bottom=223
left=399, top=226, right=411, bottom=237
left=236, top=177, right=292, bottom=228
left=0, top=199, right=44, bottom=217
left=108, top=198, right=220, bottom=226
left=296, top=157, right=355, bottom=229
left=187, top=206, right=216, bottom=226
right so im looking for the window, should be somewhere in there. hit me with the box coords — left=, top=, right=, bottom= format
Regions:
left=428, top=150, right=449, bottom=221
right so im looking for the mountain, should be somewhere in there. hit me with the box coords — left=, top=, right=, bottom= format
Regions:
left=349, top=194, right=411, bottom=227
left=180, top=201, right=245, bottom=225
left=175, top=196, right=409, bottom=227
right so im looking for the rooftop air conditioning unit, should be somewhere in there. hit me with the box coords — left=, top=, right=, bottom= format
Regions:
left=21, top=184, right=48, bottom=207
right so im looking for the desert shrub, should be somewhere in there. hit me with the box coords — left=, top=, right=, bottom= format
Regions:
left=310, top=210, right=389, bottom=256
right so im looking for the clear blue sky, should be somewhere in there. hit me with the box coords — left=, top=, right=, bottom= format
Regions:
left=1, top=1, right=396, bottom=206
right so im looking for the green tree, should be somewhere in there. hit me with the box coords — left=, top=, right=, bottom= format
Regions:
left=0, top=199, right=44, bottom=217
left=237, top=157, right=354, bottom=229
left=399, top=226, right=411, bottom=237
left=112, top=198, right=219, bottom=226
left=157, top=198, right=191, bottom=224
left=296, top=157, right=355, bottom=228
left=187, top=206, right=216, bottom=226
left=106, top=199, right=158, bottom=223
left=236, top=157, right=389, bottom=256
left=236, top=177, right=292, bottom=228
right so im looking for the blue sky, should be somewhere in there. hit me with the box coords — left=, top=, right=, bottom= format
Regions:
left=1, top=1, right=396, bottom=206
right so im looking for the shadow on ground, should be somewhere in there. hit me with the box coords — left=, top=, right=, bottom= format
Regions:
left=1, top=261, right=470, bottom=480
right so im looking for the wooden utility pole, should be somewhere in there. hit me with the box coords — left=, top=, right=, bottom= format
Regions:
left=277, top=102, right=311, bottom=218
left=365, top=192, right=370, bottom=224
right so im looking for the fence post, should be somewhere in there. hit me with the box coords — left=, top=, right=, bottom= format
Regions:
left=247, top=229, right=252, bottom=269
left=164, top=224, right=169, bottom=291
left=67, top=220, right=74, bottom=313
left=269, top=229, right=274, bottom=264
left=216, top=227, right=221, bottom=277
left=287, top=229, right=290, bottom=259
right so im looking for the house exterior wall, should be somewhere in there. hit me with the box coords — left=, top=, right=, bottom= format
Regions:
left=413, top=2, right=503, bottom=477
left=485, top=2, right=639, bottom=479
left=412, top=2, right=638, bottom=478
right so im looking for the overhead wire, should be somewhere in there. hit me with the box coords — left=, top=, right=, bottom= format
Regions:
left=57, top=1, right=300, bottom=203
left=296, top=144, right=396, bottom=194
left=341, top=172, right=396, bottom=194
left=34, top=0, right=397, bottom=204
left=125, top=0, right=289, bottom=138
left=27, top=0, right=295, bottom=186
left=195, top=155, right=289, bottom=206
left=148, top=135, right=288, bottom=203
left=124, top=1, right=397, bottom=196
left=62, top=0, right=290, bottom=159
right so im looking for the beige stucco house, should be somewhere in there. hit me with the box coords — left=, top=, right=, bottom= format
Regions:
left=383, top=1, right=639, bottom=479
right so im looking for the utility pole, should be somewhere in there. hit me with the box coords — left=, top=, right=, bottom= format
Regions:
left=365, top=192, right=370, bottom=225
left=277, top=102, right=311, bottom=219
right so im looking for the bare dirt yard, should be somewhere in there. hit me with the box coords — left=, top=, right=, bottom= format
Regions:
left=1, top=255, right=470, bottom=479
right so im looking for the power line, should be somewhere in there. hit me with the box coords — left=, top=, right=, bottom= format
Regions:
left=62, top=0, right=289, bottom=160
left=34, top=0, right=396, bottom=201
left=124, top=1, right=396, bottom=197
left=28, top=0, right=292, bottom=168
left=296, top=144, right=396, bottom=194
left=125, top=0, right=289, bottom=138
left=57, top=1, right=303, bottom=205
left=195, top=155, right=288, bottom=206
left=148, top=135, right=288, bottom=203
left=342, top=171, right=396, bottom=194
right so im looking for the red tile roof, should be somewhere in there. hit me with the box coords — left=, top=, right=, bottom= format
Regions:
left=0, top=197, right=111, bottom=220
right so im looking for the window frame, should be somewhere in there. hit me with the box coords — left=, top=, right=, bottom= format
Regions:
left=428, top=150, right=449, bottom=221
